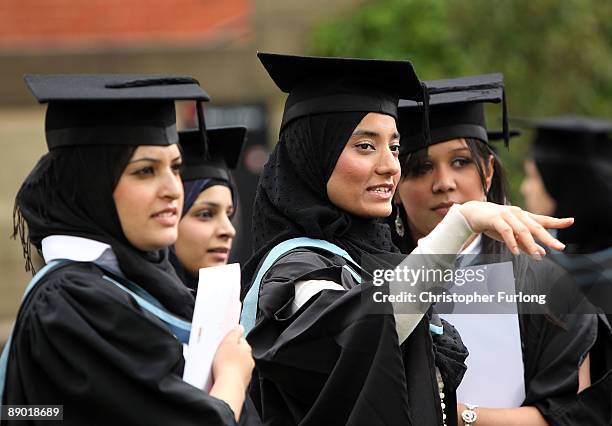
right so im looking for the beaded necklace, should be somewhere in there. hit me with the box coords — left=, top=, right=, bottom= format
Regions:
left=436, top=367, right=448, bottom=426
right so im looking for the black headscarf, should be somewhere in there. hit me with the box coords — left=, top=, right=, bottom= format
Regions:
left=14, top=144, right=195, bottom=319
left=241, top=112, right=400, bottom=296
left=181, top=178, right=236, bottom=218
left=169, top=177, right=236, bottom=290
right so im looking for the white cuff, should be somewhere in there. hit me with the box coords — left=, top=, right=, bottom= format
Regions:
left=417, top=203, right=474, bottom=255
left=393, top=204, right=474, bottom=344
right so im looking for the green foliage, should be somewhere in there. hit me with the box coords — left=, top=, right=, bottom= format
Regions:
left=311, top=0, right=468, bottom=78
left=310, top=0, right=612, bottom=204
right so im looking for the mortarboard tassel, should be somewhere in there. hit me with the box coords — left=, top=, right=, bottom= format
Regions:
left=420, top=82, right=431, bottom=147
left=502, top=89, right=509, bottom=149
left=196, top=101, right=210, bottom=159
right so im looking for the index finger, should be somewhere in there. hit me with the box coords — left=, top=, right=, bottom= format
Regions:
left=527, top=213, right=574, bottom=229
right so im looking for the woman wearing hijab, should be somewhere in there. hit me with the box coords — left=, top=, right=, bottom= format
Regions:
left=2, top=75, right=253, bottom=425
left=393, top=78, right=612, bottom=425
left=240, top=53, right=573, bottom=426
left=519, top=117, right=612, bottom=312
left=171, top=126, right=246, bottom=291
left=520, top=116, right=612, bottom=423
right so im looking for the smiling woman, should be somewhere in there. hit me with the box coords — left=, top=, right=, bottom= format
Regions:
left=176, top=185, right=236, bottom=270
left=170, top=125, right=246, bottom=291
left=327, top=113, right=400, bottom=218
left=114, top=145, right=183, bottom=251
left=240, top=54, right=573, bottom=426
left=2, top=74, right=255, bottom=425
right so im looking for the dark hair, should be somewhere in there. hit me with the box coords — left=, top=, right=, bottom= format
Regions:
left=395, top=138, right=509, bottom=254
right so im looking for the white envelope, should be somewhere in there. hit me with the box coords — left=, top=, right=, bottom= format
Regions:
left=182, top=263, right=242, bottom=392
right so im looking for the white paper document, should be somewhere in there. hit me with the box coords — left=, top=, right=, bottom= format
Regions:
left=440, top=261, right=525, bottom=408
left=182, top=263, right=242, bottom=392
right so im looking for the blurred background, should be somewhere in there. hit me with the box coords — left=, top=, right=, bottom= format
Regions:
left=1, top=0, right=611, bottom=346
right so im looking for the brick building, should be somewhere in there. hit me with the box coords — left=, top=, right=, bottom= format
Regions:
left=0, top=0, right=365, bottom=344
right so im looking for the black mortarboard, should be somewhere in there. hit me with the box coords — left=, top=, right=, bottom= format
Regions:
left=257, top=52, right=425, bottom=132
left=514, top=115, right=612, bottom=162
left=24, top=74, right=210, bottom=150
left=399, top=73, right=508, bottom=154
left=180, top=126, right=247, bottom=182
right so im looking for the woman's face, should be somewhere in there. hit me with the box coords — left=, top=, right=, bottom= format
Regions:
left=397, top=139, right=493, bottom=241
left=327, top=112, right=401, bottom=218
left=520, top=159, right=556, bottom=216
left=113, top=144, right=183, bottom=251
left=174, top=185, right=236, bottom=275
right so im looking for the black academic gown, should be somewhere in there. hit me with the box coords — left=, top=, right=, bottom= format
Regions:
left=467, top=251, right=612, bottom=425
left=521, top=250, right=612, bottom=425
left=247, top=248, right=456, bottom=426
left=2, top=261, right=239, bottom=426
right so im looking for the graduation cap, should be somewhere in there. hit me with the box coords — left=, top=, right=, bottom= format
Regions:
left=180, top=126, right=247, bottom=182
left=398, top=73, right=508, bottom=154
left=257, top=52, right=425, bottom=132
left=514, top=115, right=612, bottom=162
left=24, top=74, right=210, bottom=150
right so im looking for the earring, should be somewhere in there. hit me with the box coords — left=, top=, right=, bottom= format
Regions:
left=395, top=209, right=405, bottom=237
